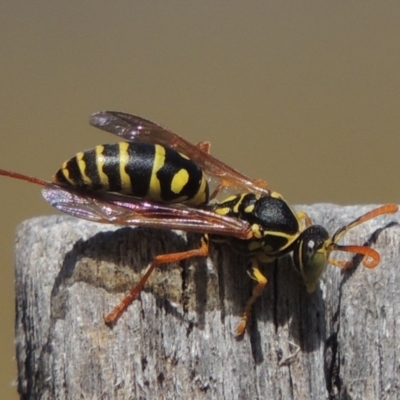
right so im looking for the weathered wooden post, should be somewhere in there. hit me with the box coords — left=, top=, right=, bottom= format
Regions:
left=15, top=205, right=400, bottom=399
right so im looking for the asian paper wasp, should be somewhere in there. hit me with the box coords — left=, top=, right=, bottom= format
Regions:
left=1, top=111, right=397, bottom=335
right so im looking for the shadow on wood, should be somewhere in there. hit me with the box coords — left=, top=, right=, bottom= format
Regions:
left=14, top=205, right=400, bottom=399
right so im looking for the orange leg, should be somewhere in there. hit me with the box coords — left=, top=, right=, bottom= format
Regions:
left=104, top=236, right=209, bottom=326
left=235, top=260, right=268, bottom=336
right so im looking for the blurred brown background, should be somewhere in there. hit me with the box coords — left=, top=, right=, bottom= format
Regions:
left=1, top=2, right=399, bottom=398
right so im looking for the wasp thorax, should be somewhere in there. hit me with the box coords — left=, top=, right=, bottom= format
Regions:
left=252, top=195, right=299, bottom=234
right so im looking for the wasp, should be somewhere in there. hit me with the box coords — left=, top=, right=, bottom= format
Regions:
left=1, top=111, right=397, bottom=335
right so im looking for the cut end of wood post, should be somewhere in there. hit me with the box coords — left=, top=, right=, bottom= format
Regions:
left=14, top=205, right=400, bottom=399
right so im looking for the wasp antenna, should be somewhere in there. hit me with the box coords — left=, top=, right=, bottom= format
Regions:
left=329, top=244, right=381, bottom=270
left=0, top=169, right=49, bottom=187
left=332, top=204, right=398, bottom=243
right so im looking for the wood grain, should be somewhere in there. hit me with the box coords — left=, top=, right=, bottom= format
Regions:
left=14, top=205, right=400, bottom=399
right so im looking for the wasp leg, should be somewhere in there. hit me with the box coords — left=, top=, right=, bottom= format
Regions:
left=297, top=211, right=312, bottom=228
left=235, top=259, right=268, bottom=336
left=104, top=235, right=209, bottom=326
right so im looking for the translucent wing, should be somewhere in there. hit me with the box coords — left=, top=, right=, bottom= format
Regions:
left=90, top=111, right=269, bottom=196
left=42, top=184, right=252, bottom=240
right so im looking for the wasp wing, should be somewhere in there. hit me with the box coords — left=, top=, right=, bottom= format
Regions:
left=42, top=184, right=252, bottom=240
left=90, top=111, right=269, bottom=196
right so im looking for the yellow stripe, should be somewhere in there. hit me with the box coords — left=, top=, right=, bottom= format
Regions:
left=187, top=175, right=208, bottom=205
left=171, top=168, right=189, bottom=194
left=250, top=223, right=263, bottom=239
left=271, top=191, right=283, bottom=199
left=215, top=207, right=231, bottom=216
left=95, top=145, right=109, bottom=188
left=76, top=152, right=92, bottom=185
left=244, top=204, right=255, bottom=214
left=118, top=142, right=131, bottom=192
left=233, top=194, right=246, bottom=214
left=148, top=144, right=165, bottom=201
left=59, top=161, right=74, bottom=184
left=222, top=195, right=237, bottom=203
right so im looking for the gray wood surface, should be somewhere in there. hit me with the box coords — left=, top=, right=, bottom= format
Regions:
left=14, top=205, right=400, bottom=399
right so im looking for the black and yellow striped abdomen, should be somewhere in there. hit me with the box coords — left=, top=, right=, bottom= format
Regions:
left=54, top=142, right=209, bottom=205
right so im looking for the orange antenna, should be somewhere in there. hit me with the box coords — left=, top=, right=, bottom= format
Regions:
left=330, top=204, right=398, bottom=269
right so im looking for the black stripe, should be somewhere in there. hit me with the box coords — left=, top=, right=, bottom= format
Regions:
left=54, top=168, right=70, bottom=186
left=157, top=147, right=202, bottom=202
left=65, top=157, right=84, bottom=186
left=125, top=143, right=154, bottom=197
left=82, top=149, right=103, bottom=190
left=101, top=144, right=122, bottom=192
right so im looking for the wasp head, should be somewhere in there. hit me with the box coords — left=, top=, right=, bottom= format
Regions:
left=292, top=225, right=332, bottom=293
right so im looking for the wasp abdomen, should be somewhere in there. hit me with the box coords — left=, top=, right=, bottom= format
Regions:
left=54, top=142, right=209, bottom=205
